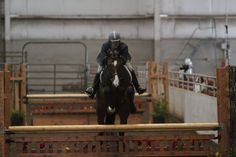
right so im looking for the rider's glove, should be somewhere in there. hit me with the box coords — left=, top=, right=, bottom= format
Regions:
left=119, top=56, right=126, bottom=65
left=102, top=56, right=108, bottom=65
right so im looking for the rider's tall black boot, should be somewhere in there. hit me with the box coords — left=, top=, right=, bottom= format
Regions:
left=131, top=70, right=146, bottom=94
left=85, top=73, right=100, bottom=99
left=127, top=86, right=137, bottom=114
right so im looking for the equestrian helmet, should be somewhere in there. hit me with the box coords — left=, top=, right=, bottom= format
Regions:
left=108, top=31, right=121, bottom=43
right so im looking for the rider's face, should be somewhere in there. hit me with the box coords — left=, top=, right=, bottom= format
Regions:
left=111, top=41, right=119, bottom=49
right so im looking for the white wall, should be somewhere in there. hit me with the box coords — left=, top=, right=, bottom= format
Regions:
left=7, top=0, right=236, bottom=40
left=10, top=19, right=154, bottom=40
left=160, top=0, right=236, bottom=38
left=161, top=0, right=236, bottom=15
left=169, top=86, right=218, bottom=123
left=10, top=0, right=153, bottom=16
left=4, top=0, right=236, bottom=72
left=7, top=0, right=154, bottom=40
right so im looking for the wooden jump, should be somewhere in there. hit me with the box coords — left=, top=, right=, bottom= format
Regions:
left=24, top=92, right=152, bottom=125
left=8, top=123, right=219, bottom=133
left=1, top=63, right=229, bottom=157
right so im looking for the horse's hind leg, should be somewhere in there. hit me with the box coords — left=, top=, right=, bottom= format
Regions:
left=96, top=102, right=106, bottom=136
left=118, top=110, right=129, bottom=136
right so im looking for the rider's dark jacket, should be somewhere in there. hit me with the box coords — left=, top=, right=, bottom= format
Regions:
left=180, top=64, right=189, bottom=73
left=96, top=41, right=131, bottom=66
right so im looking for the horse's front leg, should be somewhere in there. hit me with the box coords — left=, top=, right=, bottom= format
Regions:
left=118, top=100, right=130, bottom=136
left=104, top=91, right=116, bottom=125
left=96, top=102, right=106, bottom=136
left=119, top=117, right=127, bottom=136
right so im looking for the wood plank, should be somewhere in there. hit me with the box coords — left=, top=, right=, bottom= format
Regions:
left=8, top=123, right=220, bottom=133
left=26, top=93, right=150, bottom=99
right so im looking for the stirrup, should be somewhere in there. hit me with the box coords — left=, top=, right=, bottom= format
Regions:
left=137, top=87, right=146, bottom=95
left=85, top=87, right=95, bottom=99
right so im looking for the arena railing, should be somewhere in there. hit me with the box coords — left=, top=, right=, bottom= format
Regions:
left=168, top=71, right=217, bottom=97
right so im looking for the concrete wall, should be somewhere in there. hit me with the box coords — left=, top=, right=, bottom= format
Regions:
left=5, top=0, right=155, bottom=65
left=7, top=0, right=154, bottom=40
left=169, top=86, right=217, bottom=123
left=6, top=39, right=153, bottom=64
left=161, top=39, right=224, bottom=75
left=0, top=0, right=5, bottom=64
left=160, top=0, right=236, bottom=74
left=161, top=0, right=236, bottom=38
left=3, top=0, right=236, bottom=74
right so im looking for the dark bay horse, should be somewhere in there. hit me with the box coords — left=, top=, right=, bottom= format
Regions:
left=96, top=55, right=133, bottom=127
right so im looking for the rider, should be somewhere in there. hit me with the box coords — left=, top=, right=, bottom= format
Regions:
left=85, top=31, right=146, bottom=113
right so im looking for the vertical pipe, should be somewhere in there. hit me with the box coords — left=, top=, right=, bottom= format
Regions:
left=53, top=64, right=56, bottom=94
left=163, top=62, right=169, bottom=103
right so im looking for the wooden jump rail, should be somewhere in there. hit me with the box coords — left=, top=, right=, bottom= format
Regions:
left=8, top=123, right=220, bottom=133
left=25, top=93, right=153, bottom=125
left=26, top=93, right=150, bottom=99
left=5, top=123, right=220, bottom=157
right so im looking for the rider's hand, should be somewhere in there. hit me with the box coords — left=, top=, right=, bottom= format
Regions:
left=107, top=49, right=112, bottom=56
left=119, top=56, right=126, bottom=65
left=102, top=56, right=108, bottom=65
left=113, top=50, right=119, bottom=56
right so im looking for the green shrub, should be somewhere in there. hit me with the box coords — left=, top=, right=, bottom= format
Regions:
left=227, top=147, right=236, bottom=157
left=11, top=111, right=25, bottom=126
left=153, top=98, right=167, bottom=123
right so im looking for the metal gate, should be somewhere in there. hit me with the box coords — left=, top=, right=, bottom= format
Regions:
left=21, top=41, right=88, bottom=94
left=26, top=63, right=87, bottom=94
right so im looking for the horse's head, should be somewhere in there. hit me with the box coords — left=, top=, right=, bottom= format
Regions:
left=104, top=53, right=127, bottom=88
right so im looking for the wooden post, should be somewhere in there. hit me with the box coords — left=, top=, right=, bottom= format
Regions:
left=147, top=61, right=158, bottom=98
left=20, top=64, right=27, bottom=113
left=14, top=70, right=20, bottom=111
left=3, top=65, right=8, bottom=72
left=0, top=70, right=10, bottom=157
left=4, top=71, right=11, bottom=128
left=0, top=71, right=5, bottom=157
left=217, top=67, right=230, bottom=155
left=147, top=62, right=157, bottom=123
left=163, top=62, right=169, bottom=103
left=228, top=66, right=236, bottom=149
